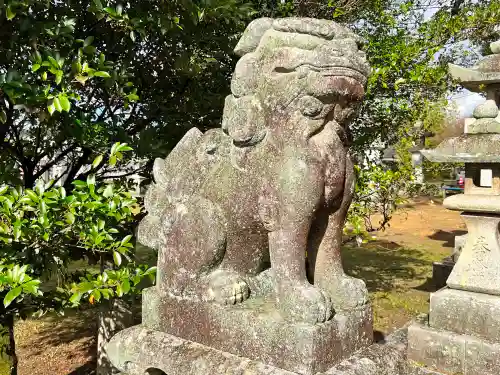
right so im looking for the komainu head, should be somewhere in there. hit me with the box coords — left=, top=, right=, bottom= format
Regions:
left=222, top=18, right=370, bottom=148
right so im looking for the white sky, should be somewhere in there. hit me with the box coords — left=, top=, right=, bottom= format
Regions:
left=450, top=90, right=485, bottom=117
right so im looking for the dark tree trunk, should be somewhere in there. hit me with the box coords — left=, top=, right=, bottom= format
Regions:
left=5, top=315, right=18, bottom=375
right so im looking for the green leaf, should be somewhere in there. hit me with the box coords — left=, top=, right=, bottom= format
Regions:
left=84, top=45, right=96, bottom=55
left=75, top=75, right=89, bottom=85
left=32, top=64, right=41, bottom=72
left=98, top=219, right=105, bottom=230
left=6, top=6, right=16, bottom=21
left=0, top=186, right=8, bottom=196
left=47, top=56, right=60, bottom=69
left=121, top=235, right=132, bottom=246
left=104, top=7, right=117, bottom=16
left=110, top=142, right=120, bottom=155
left=23, top=280, right=40, bottom=294
left=87, top=174, right=96, bottom=186
left=4, top=287, right=22, bottom=307
left=113, top=251, right=122, bottom=266
left=94, top=71, right=111, bottom=78
left=103, top=184, right=113, bottom=198
left=69, top=293, right=82, bottom=305
left=92, top=155, right=104, bottom=169
left=65, top=212, right=75, bottom=225
left=93, top=0, right=103, bottom=10
left=72, top=180, right=86, bottom=187
left=84, top=36, right=94, bottom=47
left=91, top=289, right=101, bottom=302
left=55, top=70, right=63, bottom=85
left=25, top=189, right=39, bottom=202
left=117, top=143, right=133, bottom=152
left=59, top=95, right=71, bottom=112
left=130, top=31, right=136, bottom=42
left=0, top=110, right=6, bottom=124
left=48, top=102, right=56, bottom=115
left=53, top=97, right=62, bottom=112
left=109, top=155, right=117, bottom=166
left=121, top=279, right=130, bottom=294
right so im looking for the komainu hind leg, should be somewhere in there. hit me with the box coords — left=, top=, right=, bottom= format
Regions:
left=157, top=196, right=227, bottom=296
left=157, top=196, right=250, bottom=305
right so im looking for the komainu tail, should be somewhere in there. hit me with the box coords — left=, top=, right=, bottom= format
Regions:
left=138, top=127, right=230, bottom=250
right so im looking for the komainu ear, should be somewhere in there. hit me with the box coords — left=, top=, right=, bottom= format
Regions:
left=234, top=18, right=274, bottom=56
left=222, top=95, right=266, bottom=146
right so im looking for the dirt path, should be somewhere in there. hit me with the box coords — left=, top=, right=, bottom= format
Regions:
left=12, top=199, right=465, bottom=375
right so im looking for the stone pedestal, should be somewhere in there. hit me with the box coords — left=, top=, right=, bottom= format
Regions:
left=408, top=211, right=500, bottom=374
left=408, top=318, right=500, bottom=375
left=105, top=323, right=439, bottom=375
left=445, top=213, right=500, bottom=295
left=107, top=287, right=373, bottom=375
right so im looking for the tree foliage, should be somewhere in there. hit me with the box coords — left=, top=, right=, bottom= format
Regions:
left=0, top=143, right=155, bottom=375
left=0, top=0, right=253, bottom=188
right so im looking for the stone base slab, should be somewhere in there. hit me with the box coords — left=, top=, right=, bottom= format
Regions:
left=408, top=322, right=500, bottom=375
left=141, top=287, right=373, bottom=375
left=106, top=324, right=439, bottom=375
left=429, top=288, right=500, bottom=343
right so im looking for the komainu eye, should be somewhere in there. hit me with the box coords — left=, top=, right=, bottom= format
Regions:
left=299, top=96, right=324, bottom=117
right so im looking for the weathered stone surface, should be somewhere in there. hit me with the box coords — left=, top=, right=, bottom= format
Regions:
left=443, top=214, right=500, bottom=295
left=453, top=233, right=467, bottom=262
left=468, top=118, right=500, bottom=134
left=473, top=100, right=499, bottom=119
left=320, top=327, right=409, bottom=375
left=420, top=133, right=500, bottom=163
left=448, top=63, right=500, bottom=92
left=141, top=287, right=373, bottom=375
left=408, top=323, right=464, bottom=375
left=106, top=326, right=296, bottom=375
left=429, top=288, right=500, bottom=343
left=491, top=40, right=500, bottom=54
left=137, top=17, right=371, bottom=325
left=444, top=195, right=500, bottom=213
left=107, top=324, right=442, bottom=375
left=466, top=339, right=500, bottom=375
left=408, top=323, right=500, bottom=375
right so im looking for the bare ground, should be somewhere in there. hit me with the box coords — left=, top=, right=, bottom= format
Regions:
left=10, top=198, right=464, bottom=375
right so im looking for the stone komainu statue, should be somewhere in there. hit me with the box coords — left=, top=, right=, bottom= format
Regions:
left=139, top=18, right=370, bottom=324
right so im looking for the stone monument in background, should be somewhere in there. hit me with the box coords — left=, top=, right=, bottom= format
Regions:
left=408, top=40, right=500, bottom=375
left=106, top=18, right=374, bottom=375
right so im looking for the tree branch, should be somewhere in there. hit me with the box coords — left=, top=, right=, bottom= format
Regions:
left=33, top=143, right=79, bottom=180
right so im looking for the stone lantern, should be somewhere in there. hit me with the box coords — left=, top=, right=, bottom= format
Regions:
left=408, top=41, right=500, bottom=374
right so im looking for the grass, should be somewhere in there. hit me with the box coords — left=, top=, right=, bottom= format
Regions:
left=342, top=240, right=447, bottom=334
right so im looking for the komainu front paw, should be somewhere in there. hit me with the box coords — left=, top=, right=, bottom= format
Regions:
left=321, top=274, right=369, bottom=311
left=205, top=270, right=250, bottom=305
left=278, top=282, right=333, bottom=324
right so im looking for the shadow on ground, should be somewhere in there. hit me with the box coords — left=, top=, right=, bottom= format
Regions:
left=67, top=362, right=96, bottom=375
left=427, top=229, right=467, bottom=248
left=341, top=240, right=433, bottom=293
left=414, top=277, right=440, bottom=293
left=23, top=309, right=97, bottom=354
